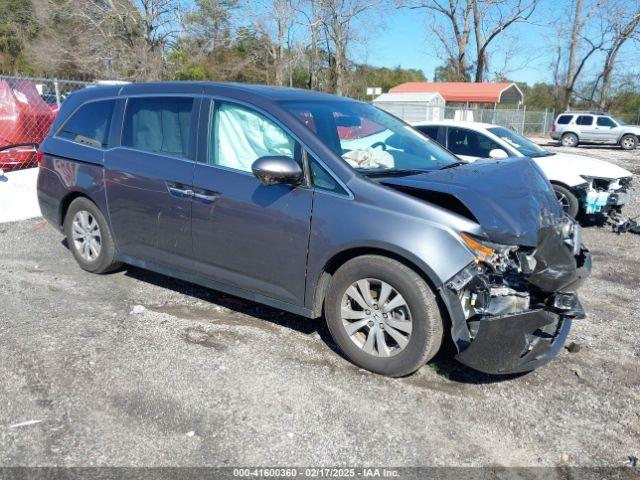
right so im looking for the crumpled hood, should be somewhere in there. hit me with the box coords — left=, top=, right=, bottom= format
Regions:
left=535, top=152, right=633, bottom=181
left=380, top=157, right=563, bottom=247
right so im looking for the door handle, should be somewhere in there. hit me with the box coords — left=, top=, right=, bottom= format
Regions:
left=168, top=185, right=194, bottom=197
left=193, top=192, right=218, bottom=202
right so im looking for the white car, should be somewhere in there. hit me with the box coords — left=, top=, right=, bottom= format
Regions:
left=411, top=120, right=633, bottom=219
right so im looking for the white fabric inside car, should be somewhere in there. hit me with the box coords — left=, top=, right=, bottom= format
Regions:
left=214, top=104, right=295, bottom=172
left=342, top=147, right=394, bottom=169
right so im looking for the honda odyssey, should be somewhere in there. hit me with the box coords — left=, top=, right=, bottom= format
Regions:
left=37, top=82, right=591, bottom=376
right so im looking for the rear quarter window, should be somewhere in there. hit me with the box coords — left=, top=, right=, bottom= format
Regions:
left=122, top=96, right=194, bottom=159
left=57, top=100, right=115, bottom=148
left=556, top=115, right=573, bottom=125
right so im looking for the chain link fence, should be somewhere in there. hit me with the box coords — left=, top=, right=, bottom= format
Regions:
left=378, top=103, right=555, bottom=136
left=0, top=75, right=90, bottom=172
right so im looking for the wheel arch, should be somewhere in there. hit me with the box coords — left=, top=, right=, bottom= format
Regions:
left=310, top=247, right=446, bottom=320
left=59, top=190, right=98, bottom=227
left=619, top=132, right=639, bottom=142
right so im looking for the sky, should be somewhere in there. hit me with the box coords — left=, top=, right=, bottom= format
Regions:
left=360, top=4, right=553, bottom=84
left=355, top=0, right=640, bottom=87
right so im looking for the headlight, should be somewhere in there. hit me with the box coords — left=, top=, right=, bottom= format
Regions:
left=460, top=232, right=517, bottom=266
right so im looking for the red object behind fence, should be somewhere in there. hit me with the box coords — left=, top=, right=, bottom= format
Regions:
left=0, top=79, right=56, bottom=171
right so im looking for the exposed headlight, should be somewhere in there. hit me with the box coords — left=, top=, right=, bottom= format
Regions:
left=460, top=232, right=517, bottom=267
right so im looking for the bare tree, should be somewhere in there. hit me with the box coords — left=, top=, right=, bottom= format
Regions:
left=559, top=0, right=606, bottom=110
left=597, top=5, right=640, bottom=108
left=472, top=0, right=539, bottom=82
left=297, top=0, right=323, bottom=89
left=29, top=0, right=185, bottom=80
left=403, top=0, right=473, bottom=81
left=251, top=0, right=301, bottom=86
left=319, top=0, right=378, bottom=95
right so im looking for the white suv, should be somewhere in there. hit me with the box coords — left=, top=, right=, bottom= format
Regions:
left=551, top=112, right=640, bottom=150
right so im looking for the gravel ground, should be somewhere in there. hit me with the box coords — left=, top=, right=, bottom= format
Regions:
left=0, top=142, right=638, bottom=468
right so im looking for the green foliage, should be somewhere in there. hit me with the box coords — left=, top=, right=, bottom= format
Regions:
left=517, top=82, right=559, bottom=111
left=351, top=65, right=426, bottom=96
left=0, top=0, right=38, bottom=71
left=433, top=61, right=471, bottom=82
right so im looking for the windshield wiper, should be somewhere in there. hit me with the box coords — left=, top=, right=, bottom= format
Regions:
left=439, top=162, right=466, bottom=170
left=362, top=169, right=429, bottom=177
left=530, top=151, right=555, bottom=158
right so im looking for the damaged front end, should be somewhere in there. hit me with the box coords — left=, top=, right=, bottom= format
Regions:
left=578, top=176, right=632, bottom=217
left=442, top=216, right=591, bottom=375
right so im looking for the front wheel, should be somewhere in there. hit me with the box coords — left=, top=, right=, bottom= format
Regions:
left=552, top=184, right=580, bottom=218
left=561, top=133, right=579, bottom=147
left=324, top=255, right=443, bottom=377
left=620, top=134, right=638, bottom=150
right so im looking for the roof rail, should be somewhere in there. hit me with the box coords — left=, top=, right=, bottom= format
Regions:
left=562, top=110, right=609, bottom=115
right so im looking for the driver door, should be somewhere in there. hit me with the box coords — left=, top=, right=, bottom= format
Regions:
left=190, top=99, right=313, bottom=307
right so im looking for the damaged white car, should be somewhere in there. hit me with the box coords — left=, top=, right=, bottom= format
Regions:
left=412, top=121, right=633, bottom=219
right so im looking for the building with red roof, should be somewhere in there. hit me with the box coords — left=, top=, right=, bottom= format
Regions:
left=388, top=82, right=523, bottom=105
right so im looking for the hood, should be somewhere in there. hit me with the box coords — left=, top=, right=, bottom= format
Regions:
left=536, top=152, right=633, bottom=181
left=379, top=157, right=563, bottom=247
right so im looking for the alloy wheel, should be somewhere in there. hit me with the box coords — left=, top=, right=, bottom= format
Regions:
left=562, top=135, right=577, bottom=147
left=622, top=137, right=636, bottom=149
left=71, top=210, right=102, bottom=262
left=555, top=190, right=570, bottom=213
left=340, top=278, right=412, bottom=357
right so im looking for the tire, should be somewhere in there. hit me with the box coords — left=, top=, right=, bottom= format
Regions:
left=561, top=132, right=579, bottom=147
left=324, top=255, right=443, bottom=377
left=552, top=184, right=580, bottom=218
left=620, top=134, right=638, bottom=151
left=63, top=197, right=121, bottom=273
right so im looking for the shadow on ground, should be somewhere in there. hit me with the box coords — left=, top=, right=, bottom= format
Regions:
left=121, top=264, right=524, bottom=385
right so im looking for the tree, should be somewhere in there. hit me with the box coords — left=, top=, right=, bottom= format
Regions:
left=559, top=0, right=605, bottom=110
left=404, top=0, right=473, bottom=82
left=596, top=4, right=640, bottom=108
left=319, top=0, right=379, bottom=95
left=0, top=0, right=38, bottom=72
left=472, top=0, right=539, bottom=82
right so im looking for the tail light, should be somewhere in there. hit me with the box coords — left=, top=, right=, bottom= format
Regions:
left=37, top=150, right=44, bottom=165
left=551, top=124, right=556, bottom=132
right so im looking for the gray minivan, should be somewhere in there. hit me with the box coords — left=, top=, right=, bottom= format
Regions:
left=37, top=82, right=591, bottom=376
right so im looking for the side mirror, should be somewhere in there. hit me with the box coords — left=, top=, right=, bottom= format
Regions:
left=251, top=156, right=303, bottom=186
left=489, top=148, right=509, bottom=159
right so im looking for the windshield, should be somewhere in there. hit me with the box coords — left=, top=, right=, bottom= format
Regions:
left=611, top=117, right=626, bottom=125
left=280, top=100, right=460, bottom=174
left=487, top=126, right=551, bottom=157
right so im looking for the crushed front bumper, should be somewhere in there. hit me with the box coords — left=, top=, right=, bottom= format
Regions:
left=443, top=218, right=591, bottom=375
left=455, top=304, right=580, bottom=375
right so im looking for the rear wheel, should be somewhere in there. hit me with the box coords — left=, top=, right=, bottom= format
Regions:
left=620, top=134, right=638, bottom=150
left=324, top=255, right=443, bottom=377
left=64, top=197, right=121, bottom=273
left=561, top=133, right=579, bottom=147
left=552, top=184, right=580, bottom=218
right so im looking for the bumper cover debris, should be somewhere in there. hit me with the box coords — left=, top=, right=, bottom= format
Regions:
left=455, top=310, right=575, bottom=374
left=443, top=216, right=592, bottom=375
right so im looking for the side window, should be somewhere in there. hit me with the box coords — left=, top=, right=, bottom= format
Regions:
left=556, top=115, right=573, bottom=125
left=122, top=97, right=194, bottom=158
left=416, top=125, right=439, bottom=141
left=309, top=157, right=347, bottom=195
left=57, top=100, right=115, bottom=148
left=209, top=102, right=296, bottom=172
left=447, top=127, right=501, bottom=158
left=597, top=117, right=616, bottom=127
left=576, top=115, right=593, bottom=126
